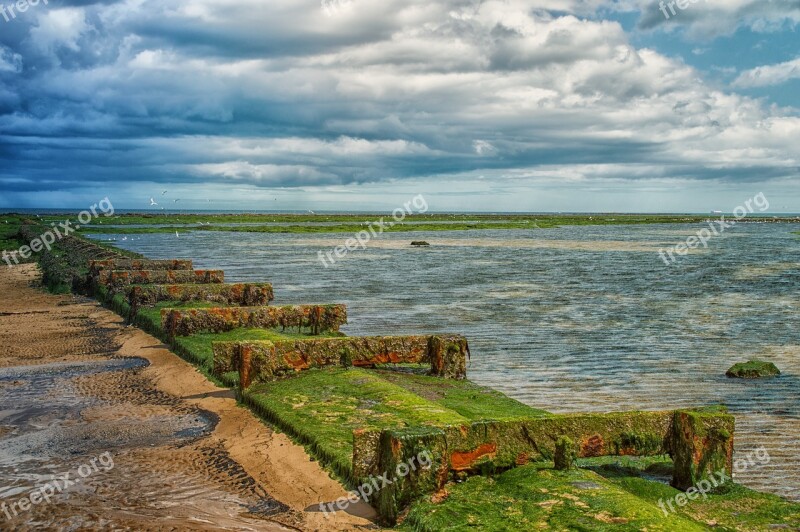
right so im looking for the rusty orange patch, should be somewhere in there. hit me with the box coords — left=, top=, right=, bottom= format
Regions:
left=450, top=443, right=497, bottom=471
left=580, top=434, right=605, bottom=457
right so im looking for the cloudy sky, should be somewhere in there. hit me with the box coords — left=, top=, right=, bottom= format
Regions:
left=0, top=0, right=798, bottom=212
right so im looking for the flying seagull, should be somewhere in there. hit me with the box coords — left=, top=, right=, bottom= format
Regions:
left=162, top=190, right=168, bottom=195
left=149, top=197, right=158, bottom=206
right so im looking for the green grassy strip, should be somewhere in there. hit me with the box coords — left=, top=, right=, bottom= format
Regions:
left=72, top=213, right=793, bottom=235
left=72, top=213, right=713, bottom=226
left=0, top=215, right=26, bottom=253
left=401, top=462, right=706, bottom=531
left=588, top=459, right=800, bottom=531
left=244, top=367, right=472, bottom=484
left=374, top=370, right=552, bottom=420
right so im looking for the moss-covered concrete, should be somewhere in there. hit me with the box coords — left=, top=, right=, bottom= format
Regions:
left=555, top=436, right=577, bottom=470
left=88, top=258, right=192, bottom=273
left=212, top=335, right=469, bottom=386
left=399, top=461, right=797, bottom=531
left=161, top=304, right=348, bottom=336
left=369, top=409, right=734, bottom=523
left=95, top=269, right=224, bottom=289
left=373, top=370, right=551, bottom=421
left=128, top=283, right=274, bottom=314
left=243, top=368, right=471, bottom=484
left=668, top=409, right=734, bottom=491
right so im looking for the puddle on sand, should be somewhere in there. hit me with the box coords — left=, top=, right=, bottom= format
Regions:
left=0, top=358, right=290, bottom=530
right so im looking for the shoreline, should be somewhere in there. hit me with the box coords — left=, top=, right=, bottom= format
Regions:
left=0, top=263, right=376, bottom=531
left=2, top=216, right=799, bottom=530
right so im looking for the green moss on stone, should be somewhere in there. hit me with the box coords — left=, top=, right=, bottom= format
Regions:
left=555, top=436, right=577, bottom=470
left=374, top=370, right=552, bottom=421
left=726, top=360, right=781, bottom=379
left=401, top=463, right=707, bottom=531
left=243, top=368, right=470, bottom=483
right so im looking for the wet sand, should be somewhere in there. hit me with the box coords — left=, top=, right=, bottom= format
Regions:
left=0, top=264, right=376, bottom=531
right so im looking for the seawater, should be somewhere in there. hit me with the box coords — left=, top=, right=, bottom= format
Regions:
left=95, top=222, right=800, bottom=501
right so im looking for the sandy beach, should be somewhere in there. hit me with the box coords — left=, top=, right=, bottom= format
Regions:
left=0, top=264, right=376, bottom=531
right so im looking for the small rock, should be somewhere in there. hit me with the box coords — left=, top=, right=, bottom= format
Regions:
left=411, top=241, right=430, bottom=247
left=726, top=360, right=781, bottom=379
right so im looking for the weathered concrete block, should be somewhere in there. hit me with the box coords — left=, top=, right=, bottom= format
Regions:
left=161, top=304, right=348, bottom=337
left=97, top=269, right=224, bottom=289
left=353, top=429, right=383, bottom=485
left=89, top=259, right=193, bottom=274
left=212, top=335, right=470, bottom=388
left=554, top=436, right=577, bottom=470
left=360, top=409, right=735, bottom=524
left=128, top=283, right=274, bottom=313
left=668, top=409, right=734, bottom=491
left=212, top=341, right=249, bottom=377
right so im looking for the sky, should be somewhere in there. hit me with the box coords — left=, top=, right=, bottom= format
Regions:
left=0, top=0, right=798, bottom=213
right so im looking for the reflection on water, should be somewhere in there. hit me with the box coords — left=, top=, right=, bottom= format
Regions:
left=96, top=222, right=800, bottom=502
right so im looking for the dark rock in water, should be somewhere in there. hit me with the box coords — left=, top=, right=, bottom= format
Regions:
left=726, top=360, right=781, bottom=379
left=411, top=241, right=430, bottom=247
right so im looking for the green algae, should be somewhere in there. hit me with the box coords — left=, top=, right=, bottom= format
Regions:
left=668, top=409, right=734, bottom=491
left=726, top=360, right=781, bottom=379
left=374, top=370, right=551, bottom=420
left=555, top=436, right=577, bottom=470
left=404, top=459, right=800, bottom=531
left=244, top=367, right=471, bottom=483
left=76, top=213, right=782, bottom=236
left=401, top=463, right=707, bottom=531
left=589, top=458, right=800, bottom=531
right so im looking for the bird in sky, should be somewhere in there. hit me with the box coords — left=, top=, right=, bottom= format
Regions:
left=149, top=197, right=158, bottom=206
left=162, top=190, right=168, bottom=195
left=173, top=199, right=180, bottom=203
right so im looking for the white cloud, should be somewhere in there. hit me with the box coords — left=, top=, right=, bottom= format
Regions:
left=631, top=0, right=800, bottom=39
left=0, top=46, right=22, bottom=73
left=29, top=7, right=91, bottom=56
left=733, top=57, right=800, bottom=88
left=0, top=0, right=797, bottom=202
